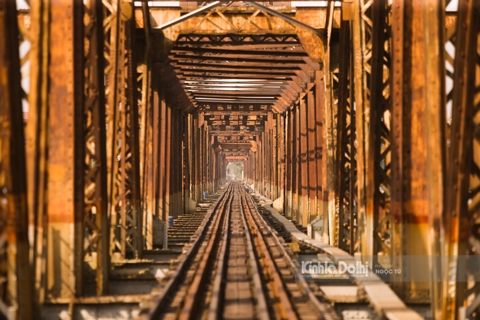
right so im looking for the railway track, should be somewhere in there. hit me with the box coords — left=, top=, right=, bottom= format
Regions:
left=138, top=182, right=339, bottom=320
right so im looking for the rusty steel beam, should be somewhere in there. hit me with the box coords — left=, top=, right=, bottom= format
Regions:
left=335, top=19, right=358, bottom=254
left=299, top=95, right=309, bottom=226
left=322, top=1, right=337, bottom=246
left=293, top=104, right=300, bottom=222
left=155, top=1, right=221, bottom=30
left=143, top=7, right=338, bottom=35
left=352, top=0, right=372, bottom=265
left=443, top=0, right=480, bottom=318
left=105, top=0, right=121, bottom=259
left=278, top=114, right=285, bottom=205
left=170, top=47, right=309, bottom=57
left=171, top=56, right=306, bottom=66
left=83, top=0, right=110, bottom=295
left=37, top=0, right=86, bottom=299
left=423, top=0, right=446, bottom=317
left=390, top=0, right=431, bottom=303
left=179, top=70, right=297, bottom=77
left=158, top=80, right=167, bottom=222
left=244, top=1, right=325, bottom=36
left=366, top=0, right=393, bottom=276
left=0, top=0, right=33, bottom=316
left=26, top=0, right=49, bottom=311
left=306, top=84, right=317, bottom=226
left=313, top=71, right=327, bottom=243
left=140, top=0, right=154, bottom=250
left=109, top=4, right=143, bottom=259
left=182, top=74, right=293, bottom=81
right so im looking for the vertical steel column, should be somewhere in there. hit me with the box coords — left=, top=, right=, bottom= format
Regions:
left=164, top=103, right=172, bottom=223
left=140, top=4, right=153, bottom=250
left=352, top=0, right=372, bottom=259
left=41, top=0, right=85, bottom=298
left=443, top=0, right=480, bottom=318
left=170, top=107, right=177, bottom=218
left=366, top=0, right=393, bottom=273
left=83, top=0, right=110, bottom=294
left=390, top=0, right=431, bottom=303
left=257, top=135, right=261, bottom=193
left=266, top=113, right=273, bottom=198
left=272, top=115, right=277, bottom=199
left=299, top=95, right=309, bottom=226
left=307, top=86, right=317, bottom=227
left=335, top=19, right=358, bottom=254
left=177, top=110, right=183, bottom=214
left=109, top=4, right=142, bottom=259
left=27, top=0, right=49, bottom=309
left=294, top=103, right=301, bottom=223
left=193, top=115, right=200, bottom=202
left=324, top=1, right=338, bottom=245
left=0, top=0, right=33, bottom=316
left=159, top=85, right=167, bottom=220
left=423, top=0, right=446, bottom=317
left=278, top=114, right=286, bottom=207
left=255, top=136, right=260, bottom=191
left=314, top=72, right=327, bottom=242
left=286, top=110, right=293, bottom=218
left=184, top=113, right=192, bottom=212
left=200, top=124, right=205, bottom=197
left=148, top=64, right=162, bottom=248
left=125, top=8, right=142, bottom=258
left=105, top=0, right=120, bottom=212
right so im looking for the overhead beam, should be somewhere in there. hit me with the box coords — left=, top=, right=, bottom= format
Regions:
left=175, top=43, right=302, bottom=50
left=170, top=55, right=302, bottom=64
left=244, top=1, right=325, bottom=36
left=155, top=1, right=221, bottom=30
left=170, top=47, right=309, bottom=56
left=172, top=62, right=301, bottom=70
left=199, top=104, right=270, bottom=111
left=179, top=74, right=293, bottom=80
left=180, top=70, right=297, bottom=77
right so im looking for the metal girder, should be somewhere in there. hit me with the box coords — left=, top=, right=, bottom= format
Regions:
left=366, top=0, right=393, bottom=277
left=244, top=1, right=325, bottom=36
left=390, top=0, right=430, bottom=304
left=25, top=0, right=49, bottom=310
left=423, top=0, right=446, bottom=316
left=140, top=1, right=154, bottom=250
left=0, top=0, right=33, bottom=317
left=155, top=1, right=222, bottom=30
left=298, top=95, right=308, bottom=226
left=352, top=0, right=373, bottom=266
left=200, top=104, right=269, bottom=111
left=174, top=62, right=301, bottom=70
left=210, top=125, right=264, bottom=132
left=443, top=0, right=480, bottom=318
left=175, top=33, right=301, bottom=45
left=170, top=54, right=306, bottom=64
left=83, top=0, right=110, bottom=295
left=108, top=2, right=143, bottom=260
left=144, top=7, right=335, bottom=35
left=170, top=47, right=309, bottom=57
left=335, top=19, right=358, bottom=255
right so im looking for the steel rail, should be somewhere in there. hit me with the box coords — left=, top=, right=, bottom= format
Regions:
left=242, top=191, right=340, bottom=320
left=145, top=184, right=234, bottom=318
left=240, top=192, right=299, bottom=320
left=237, top=190, right=270, bottom=320
left=178, top=186, right=233, bottom=319
left=206, top=191, right=232, bottom=320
